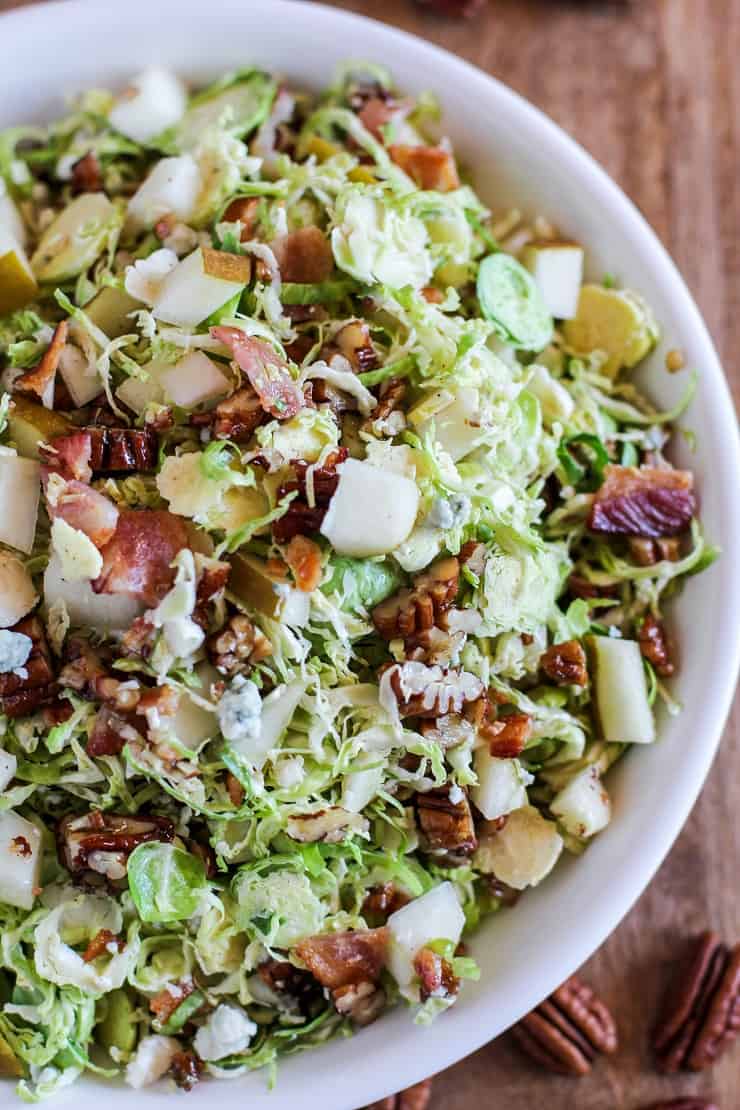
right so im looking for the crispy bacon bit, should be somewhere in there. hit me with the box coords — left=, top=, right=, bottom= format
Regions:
left=639, top=614, right=675, bottom=677
left=362, top=883, right=411, bottom=926
left=222, top=196, right=260, bottom=240
left=416, top=786, right=477, bottom=854
left=272, top=226, right=334, bottom=284
left=57, top=810, right=174, bottom=881
left=373, top=557, right=459, bottom=640
left=206, top=385, right=265, bottom=442
left=357, top=96, right=398, bottom=140
left=413, top=946, right=459, bottom=1003
left=225, top=771, right=245, bottom=808
left=83, top=929, right=123, bottom=962
left=334, top=320, right=378, bottom=374
left=540, top=640, right=588, bottom=686
left=421, top=285, right=445, bottom=304
left=14, top=320, right=68, bottom=402
left=588, top=465, right=696, bottom=539
left=70, top=152, right=103, bottom=194
left=295, top=928, right=389, bottom=990
left=92, top=510, right=189, bottom=605
left=211, top=327, right=304, bottom=420
left=389, top=145, right=460, bottom=192
left=87, top=705, right=139, bottom=757
left=206, top=612, right=272, bottom=676
left=150, top=980, right=195, bottom=1023
left=628, top=536, right=682, bottom=566
left=43, top=431, right=93, bottom=482
left=45, top=477, right=120, bottom=547
left=388, top=661, right=483, bottom=719
left=0, top=616, right=57, bottom=719
left=333, top=980, right=386, bottom=1026
left=272, top=449, right=347, bottom=543
left=10, top=835, right=32, bottom=858
left=170, top=1051, right=203, bottom=1092
left=49, top=427, right=159, bottom=475
left=284, top=535, right=323, bottom=592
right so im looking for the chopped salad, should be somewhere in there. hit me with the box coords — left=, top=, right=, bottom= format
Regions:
left=0, top=61, right=714, bottom=1100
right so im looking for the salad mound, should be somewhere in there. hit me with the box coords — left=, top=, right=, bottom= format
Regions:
left=0, top=61, right=714, bottom=1099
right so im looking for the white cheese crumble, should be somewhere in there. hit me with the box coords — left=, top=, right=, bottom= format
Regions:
left=193, top=1003, right=257, bottom=1062
left=50, top=517, right=103, bottom=582
left=125, top=1034, right=180, bottom=1089
left=0, top=630, right=32, bottom=675
left=217, top=675, right=262, bottom=744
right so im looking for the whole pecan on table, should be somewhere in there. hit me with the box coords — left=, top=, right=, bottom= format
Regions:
left=639, top=1101, right=720, bottom=1110
left=653, top=931, right=740, bottom=1073
left=414, top=0, right=486, bottom=17
left=511, top=973, right=618, bottom=1075
left=363, top=1078, right=432, bottom=1110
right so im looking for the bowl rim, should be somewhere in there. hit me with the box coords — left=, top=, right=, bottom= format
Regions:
left=2, top=0, right=740, bottom=1105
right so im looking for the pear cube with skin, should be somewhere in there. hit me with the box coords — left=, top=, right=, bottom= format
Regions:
left=521, top=240, right=584, bottom=320
left=0, top=227, right=37, bottom=315
left=387, top=882, right=465, bottom=994
left=0, top=811, right=42, bottom=910
left=152, top=247, right=248, bottom=328
left=126, top=155, right=201, bottom=231
left=551, top=767, right=612, bottom=839
left=0, top=454, right=40, bottom=554
left=320, top=458, right=419, bottom=557
left=474, top=805, right=563, bottom=891
left=587, top=635, right=656, bottom=744
left=472, top=751, right=532, bottom=821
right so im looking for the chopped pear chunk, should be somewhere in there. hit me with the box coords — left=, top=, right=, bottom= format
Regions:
left=320, top=459, right=419, bottom=557
left=587, top=635, right=656, bottom=744
left=0, top=228, right=37, bottom=315
left=521, top=240, right=584, bottom=320
left=0, top=810, right=42, bottom=909
left=0, top=550, right=38, bottom=627
left=126, top=155, right=201, bottom=231
left=85, top=286, right=142, bottom=338
left=152, top=247, right=247, bottom=328
left=0, top=179, right=27, bottom=245
left=474, top=805, right=563, bottom=890
left=551, top=767, right=611, bottom=838
left=387, top=883, right=465, bottom=993
left=563, top=284, right=659, bottom=378
left=108, top=68, right=187, bottom=144
left=0, top=454, right=40, bottom=554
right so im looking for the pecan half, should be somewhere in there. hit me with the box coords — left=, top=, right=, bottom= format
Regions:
left=272, top=448, right=347, bottom=543
left=170, top=1051, right=203, bottom=1092
left=639, top=614, right=675, bottom=677
left=206, top=612, right=272, bottom=676
left=471, top=694, right=533, bottom=758
left=589, top=465, right=695, bottom=538
left=540, top=640, right=588, bottom=686
left=364, top=1079, right=433, bottom=1110
left=334, top=320, right=378, bottom=374
left=653, top=931, right=740, bottom=1073
left=0, top=615, right=57, bottom=718
left=388, top=661, right=483, bottom=719
left=295, top=928, right=388, bottom=990
left=362, top=882, right=411, bottom=926
left=414, top=945, right=459, bottom=1003
left=372, top=557, right=459, bottom=640
left=629, top=536, right=682, bottom=566
left=416, top=786, right=477, bottom=854
left=639, top=1101, right=720, bottom=1110
left=208, top=385, right=265, bottom=442
left=512, top=974, right=618, bottom=1076
left=57, top=810, right=174, bottom=882
left=333, top=980, right=386, bottom=1026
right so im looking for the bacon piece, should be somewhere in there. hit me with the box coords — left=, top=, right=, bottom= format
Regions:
left=540, top=640, right=588, bottom=686
left=588, top=465, right=696, bottom=539
left=272, top=226, right=334, bottom=284
left=43, top=431, right=93, bottom=482
left=92, top=510, right=189, bottom=606
left=296, top=928, right=388, bottom=989
left=358, top=96, right=398, bottom=140
left=50, top=427, right=159, bottom=475
left=83, top=929, right=123, bottom=962
left=210, top=327, right=304, bottom=420
left=150, top=980, right=195, bottom=1023
left=14, top=320, right=68, bottom=402
left=222, top=196, right=260, bottom=240
left=416, top=786, right=477, bottom=854
left=45, top=477, right=119, bottom=547
left=389, top=145, right=460, bottom=192
left=284, top=535, right=323, bottom=592
left=413, top=946, right=459, bottom=1003
left=71, top=152, right=103, bottom=194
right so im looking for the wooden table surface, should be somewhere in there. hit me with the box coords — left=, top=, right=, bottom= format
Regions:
left=1, top=0, right=739, bottom=1106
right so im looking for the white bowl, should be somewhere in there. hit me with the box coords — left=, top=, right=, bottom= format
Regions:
left=2, top=1, right=739, bottom=1106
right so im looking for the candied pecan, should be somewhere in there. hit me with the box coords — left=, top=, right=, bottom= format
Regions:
left=363, top=377, right=406, bottom=434
left=86, top=705, right=139, bottom=757
left=653, top=931, right=740, bottom=1073
left=120, top=616, right=156, bottom=659
left=258, top=958, right=319, bottom=1011
left=273, top=226, right=334, bottom=284
left=416, top=786, right=477, bottom=854
left=284, top=534, right=323, bottom=592
left=629, top=536, right=683, bottom=566
left=388, top=661, right=483, bottom=719
left=413, top=946, right=459, bottom=1003
left=206, top=612, right=272, bottom=676
left=334, top=320, right=378, bottom=373
left=364, top=1079, right=433, bottom=1110
left=82, top=426, right=158, bottom=473
left=272, top=448, right=347, bottom=543
left=639, top=1102, right=720, bottom=1110
left=333, top=980, right=386, bottom=1026
left=372, top=557, right=459, bottom=640
left=540, top=640, right=588, bottom=686
left=310, top=375, right=357, bottom=415
left=222, top=196, right=260, bottom=240
left=295, top=928, right=388, bottom=990
left=225, top=771, right=245, bottom=807
left=511, top=975, right=618, bottom=1076
left=82, top=929, right=124, bottom=962
left=70, top=151, right=103, bottom=194
left=150, top=980, right=195, bottom=1024
left=588, top=465, right=696, bottom=538
left=567, top=572, right=617, bottom=601
left=58, top=638, right=111, bottom=698
left=0, top=615, right=57, bottom=719
left=14, top=320, right=68, bottom=401
left=57, top=810, right=174, bottom=882
left=639, top=614, right=675, bottom=677
left=170, top=1051, right=203, bottom=1092
left=415, top=0, right=485, bottom=15
left=362, top=883, right=411, bottom=926
left=201, top=384, right=265, bottom=442
left=389, top=144, right=460, bottom=192
left=472, top=694, right=533, bottom=758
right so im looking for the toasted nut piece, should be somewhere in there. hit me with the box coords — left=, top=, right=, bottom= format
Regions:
left=415, top=786, right=477, bottom=854
left=413, top=945, right=459, bottom=1003
left=332, top=980, right=386, bottom=1026
left=389, top=144, right=460, bottom=191
left=512, top=974, right=618, bottom=1076
left=372, top=557, right=459, bottom=640
left=334, top=320, right=378, bottom=373
left=206, top=612, right=272, bottom=676
left=170, top=1050, right=203, bottom=1092
left=638, top=614, right=675, bottom=677
left=540, top=640, right=588, bottom=686
left=364, top=1078, right=433, bottom=1110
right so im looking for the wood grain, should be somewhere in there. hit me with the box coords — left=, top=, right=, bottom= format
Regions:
left=1, top=0, right=738, bottom=1106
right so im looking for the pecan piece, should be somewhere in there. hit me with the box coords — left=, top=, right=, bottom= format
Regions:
left=82, top=929, right=124, bottom=962
left=257, top=958, right=320, bottom=1014
left=333, top=980, right=386, bottom=1026
left=273, top=226, right=334, bottom=284
left=388, top=661, right=484, bottom=719
left=14, top=320, right=68, bottom=402
left=472, top=694, right=533, bottom=758
left=208, top=384, right=266, bottom=442
left=206, top=612, right=272, bottom=676
left=57, top=810, right=174, bottom=882
left=82, top=426, right=159, bottom=473
left=365, top=1079, right=433, bottom=1110
left=334, top=320, right=378, bottom=374
left=588, top=465, right=696, bottom=538
left=540, top=640, right=588, bottom=686
left=653, top=931, right=740, bottom=1073
left=0, top=615, right=57, bottom=719
left=639, top=614, right=675, bottom=677
left=416, top=786, right=477, bottom=854
left=362, top=377, right=407, bottom=436
left=362, top=882, right=411, bottom=926
left=512, top=974, right=618, bottom=1076
left=295, top=928, right=388, bottom=990
left=414, top=945, right=459, bottom=1002
left=629, top=536, right=683, bottom=566
left=70, top=151, right=103, bottom=194
left=272, top=448, right=347, bottom=543
left=373, top=557, right=459, bottom=640
left=170, top=1051, right=203, bottom=1092
left=639, top=1101, right=720, bottom=1110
